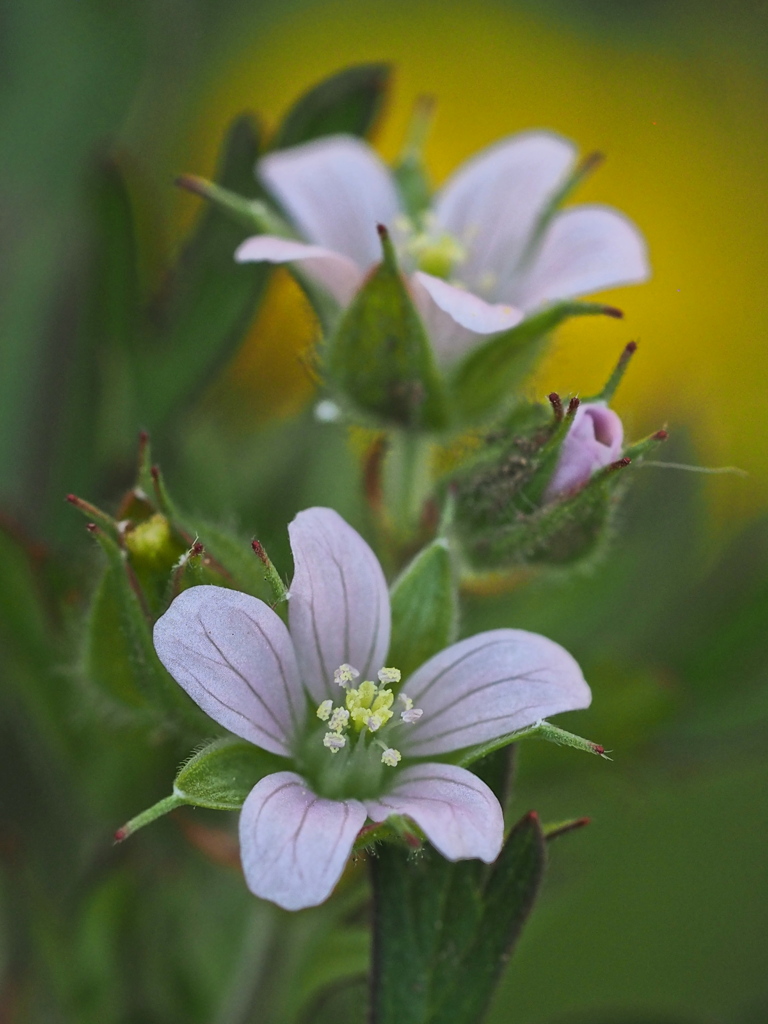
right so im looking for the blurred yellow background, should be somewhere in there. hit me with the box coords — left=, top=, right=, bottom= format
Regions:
left=174, top=0, right=767, bottom=526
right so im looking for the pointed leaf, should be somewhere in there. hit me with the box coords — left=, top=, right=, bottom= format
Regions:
left=139, top=114, right=270, bottom=428
left=326, top=232, right=448, bottom=428
left=370, top=812, right=546, bottom=1024
left=272, top=63, right=390, bottom=150
left=427, top=813, right=545, bottom=1024
left=388, top=540, right=457, bottom=679
left=449, top=301, right=621, bottom=425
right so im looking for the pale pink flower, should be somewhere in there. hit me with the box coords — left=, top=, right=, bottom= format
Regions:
left=153, top=507, right=590, bottom=910
left=544, top=402, right=624, bottom=500
left=235, top=132, right=649, bottom=364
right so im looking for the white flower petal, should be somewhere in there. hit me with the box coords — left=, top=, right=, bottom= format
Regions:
left=365, top=763, right=503, bottom=862
left=433, top=131, right=577, bottom=301
left=235, top=235, right=364, bottom=306
left=410, top=271, right=523, bottom=363
left=544, top=403, right=624, bottom=499
left=288, top=508, right=391, bottom=703
left=153, top=586, right=305, bottom=756
left=400, top=629, right=591, bottom=757
left=514, top=204, right=650, bottom=312
left=239, top=772, right=366, bottom=910
left=258, top=135, right=401, bottom=270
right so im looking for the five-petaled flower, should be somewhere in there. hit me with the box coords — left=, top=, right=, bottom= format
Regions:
left=153, top=508, right=590, bottom=911
left=235, top=131, right=649, bottom=364
left=545, top=402, right=624, bottom=500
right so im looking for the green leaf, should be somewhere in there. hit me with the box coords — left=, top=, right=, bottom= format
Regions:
left=174, top=737, right=288, bottom=809
left=272, top=63, right=391, bottom=150
left=326, top=229, right=448, bottom=429
left=370, top=812, right=546, bottom=1024
left=138, top=114, right=270, bottom=429
left=449, top=301, right=622, bottom=425
left=36, top=159, right=142, bottom=543
left=388, top=540, right=457, bottom=678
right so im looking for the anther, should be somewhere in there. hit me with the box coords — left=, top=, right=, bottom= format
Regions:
left=381, top=748, right=402, bottom=767
left=378, top=667, right=401, bottom=684
left=334, top=664, right=360, bottom=687
left=401, top=707, right=423, bottom=724
left=323, top=732, right=346, bottom=753
left=316, top=700, right=333, bottom=721
left=328, top=707, right=350, bottom=732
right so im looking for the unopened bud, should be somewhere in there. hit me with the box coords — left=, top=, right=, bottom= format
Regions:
left=544, top=403, right=624, bottom=501
left=124, top=513, right=179, bottom=571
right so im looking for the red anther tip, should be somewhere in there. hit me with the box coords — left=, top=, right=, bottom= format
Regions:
left=567, top=396, right=580, bottom=414
left=150, top=465, right=160, bottom=480
left=191, top=542, right=204, bottom=556
left=138, top=430, right=149, bottom=443
left=527, top=810, right=540, bottom=822
left=65, top=493, right=78, bottom=504
left=625, top=340, right=638, bottom=354
left=653, top=429, right=669, bottom=441
left=114, top=827, right=128, bottom=843
left=86, top=522, right=98, bottom=533
left=592, top=744, right=606, bottom=755
left=601, top=305, right=623, bottom=319
left=376, top=223, right=389, bottom=238
left=548, top=392, right=560, bottom=403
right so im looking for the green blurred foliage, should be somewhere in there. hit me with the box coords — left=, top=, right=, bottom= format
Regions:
left=1, top=2, right=767, bottom=1023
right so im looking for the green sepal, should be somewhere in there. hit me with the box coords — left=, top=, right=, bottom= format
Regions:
left=114, top=738, right=288, bottom=840
left=326, top=228, right=448, bottom=429
left=517, top=151, right=604, bottom=270
left=370, top=811, right=546, bottom=1024
left=452, top=719, right=609, bottom=767
left=84, top=526, right=204, bottom=728
left=449, top=301, right=622, bottom=425
left=543, top=817, right=591, bottom=842
left=138, top=113, right=270, bottom=430
left=388, top=539, right=457, bottom=679
left=174, top=737, right=289, bottom=809
left=271, top=63, right=390, bottom=150
left=515, top=398, right=580, bottom=508
left=175, top=175, right=291, bottom=236
left=392, top=96, right=436, bottom=219
left=140, top=453, right=274, bottom=603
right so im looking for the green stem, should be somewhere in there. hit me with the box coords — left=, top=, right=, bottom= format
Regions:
left=386, top=430, right=432, bottom=541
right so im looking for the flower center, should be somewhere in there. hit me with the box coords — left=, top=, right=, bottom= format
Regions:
left=392, top=213, right=467, bottom=281
left=300, top=664, right=424, bottom=801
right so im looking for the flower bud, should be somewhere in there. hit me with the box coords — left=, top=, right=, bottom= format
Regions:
left=124, top=513, right=179, bottom=572
left=447, top=393, right=665, bottom=574
left=543, top=402, right=624, bottom=501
